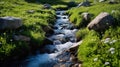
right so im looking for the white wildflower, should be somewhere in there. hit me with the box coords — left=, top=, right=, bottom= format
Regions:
left=101, top=40, right=104, bottom=42
left=104, top=40, right=109, bottom=44
left=94, top=58, right=98, bottom=62
left=112, top=40, right=117, bottom=43
left=104, top=38, right=111, bottom=44
left=105, top=38, right=111, bottom=41
left=33, top=23, right=36, bottom=24
left=110, top=40, right=117, bottom=44
left=109, top=47, right=115, bottom=52
left=111, top=51, right=115, bottom=54
left=104, top=62, right=110, bottom=65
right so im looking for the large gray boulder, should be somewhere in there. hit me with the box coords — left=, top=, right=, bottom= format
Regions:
left=0, top=16, right=22, bottom=30
left=87, top=12, right=114, bottom=31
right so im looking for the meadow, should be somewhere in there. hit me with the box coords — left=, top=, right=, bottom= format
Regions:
left=0, top=0, right=120, bottom=67
left=68, top=1, right=120, bottom=67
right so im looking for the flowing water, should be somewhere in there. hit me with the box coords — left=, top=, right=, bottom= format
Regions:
left=21, top=10, right=80, bottom=67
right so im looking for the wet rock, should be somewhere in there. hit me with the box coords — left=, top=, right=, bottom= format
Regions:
left=42, top=26, right=54, bottom=37
left=72, top=63, right=82, bottom=67
left=87, top=12, right=114, bottom=31
left=53, top=63, right=65, bottom=67
left=65, top=34, right=76, bottom=42
left=53, top=40, right=62, bottom=45
left=13, top=35, right=30, bottom=41
left=43, top=38, right=53, bottom=45
left=0, top=16, right=22, bottom=30
left=54, top=62, right=72, bottom=67
left=43, top=4, right=51, bottom=9
left=44, top=45, right=57, bottom=53
left=48, top=34, right=66, bottom=43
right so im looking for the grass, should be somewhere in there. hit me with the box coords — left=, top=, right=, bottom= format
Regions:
left=77, top=27, right=120, bottom=67
left=0, top=0, right=120, bottom=66
left=68, top=2, right=120, bottom=67
left=0, top=0, right=56, bottom=61
left=68, top=3, right=120, bottom=28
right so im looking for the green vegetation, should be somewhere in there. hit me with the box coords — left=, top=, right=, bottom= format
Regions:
left=77, top=27, right=120, bottom=67
left=0, top=0, right=56, bottom=61
left=68, top=1, right=120, bottom=67
left=0, top=0, right=120, bottom=66
left=68, top=3, right=120, bottom=28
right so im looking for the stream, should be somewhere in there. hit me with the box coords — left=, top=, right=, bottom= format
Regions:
left=21, top=10, right=81, bottom=67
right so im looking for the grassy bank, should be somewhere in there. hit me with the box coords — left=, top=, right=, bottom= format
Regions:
left=68, top=2, right=120, bottom=67
left=0, top=0, right=56, bottom=61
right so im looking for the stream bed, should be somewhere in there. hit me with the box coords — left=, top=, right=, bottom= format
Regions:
left=8, top=10, right=82, bottom=67
left=22, top=10, right=81, bottom=67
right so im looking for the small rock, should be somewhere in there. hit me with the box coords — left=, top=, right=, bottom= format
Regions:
left=42, top=26, right=54, bottom=36
left=13, top=35, right=30, bottom=41
left=43, top=4, right=51, bottom=9
left=53, top=40, right=62, bottom=45
left=43, top=38, right=53, bottom=45
left=77, top=1, right=90, bottom=7
left=81, top=12, right=91, bottom=21
left=27, top=10, right=35, bottom=13
left=0, top=16, right=22, bottom=30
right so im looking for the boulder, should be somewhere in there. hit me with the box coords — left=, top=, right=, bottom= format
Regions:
left=43, top=4, right=51, bottom=9
left=13, top=35, right=31, bottom=41
left=0, top=16, right=22, bottom=30
left=87, top=12, right=114, bottom=31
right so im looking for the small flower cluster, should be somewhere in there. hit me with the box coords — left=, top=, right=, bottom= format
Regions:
left=104, top=62, right=110, bottom=65
left=101, top=38, right=117, bottom=44
left=93, top=38, right=118, bottom=65
left=93, top=58, right=98, bottom=62
left=109, top=47, right=115, bottom=54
